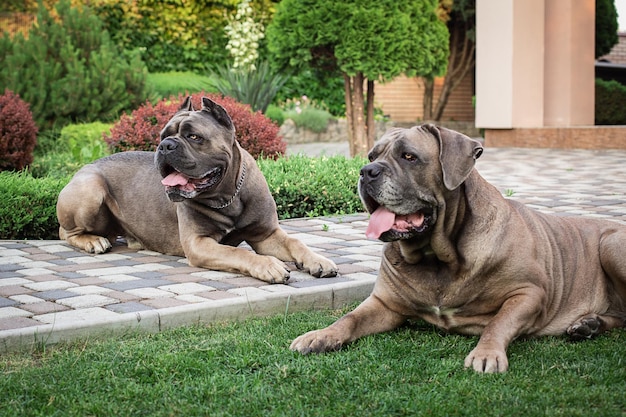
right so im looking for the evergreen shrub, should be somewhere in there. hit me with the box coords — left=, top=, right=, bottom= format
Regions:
left=0, top=90, right=38, bottom=171
left=0, top=171, right=67, bottom=240
left=105, top=93, right=286, bottom=159
left=595, top=78, right=626, bottom=125
left=0, top=0, right=151, bottom=130
left=258, top=155, right=366, bottom=219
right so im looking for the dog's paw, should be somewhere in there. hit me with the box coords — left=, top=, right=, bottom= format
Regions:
left=251, top=256, right=291, bottom=284
left=87, top=236, right=112, bottom=254
left=290, top=329, right=343, bottom=354
left=567, top=316, right=602, bottom=341
left=297, top=254, right=338, bottom=278
left=67, top=234, right=112, bottom=254
left=464, top=346, right=509, bottom=373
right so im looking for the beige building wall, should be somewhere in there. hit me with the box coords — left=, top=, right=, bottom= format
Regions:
left=374, top=73, right=475, bottom=122
left=476, top=0, right=595, bottom=129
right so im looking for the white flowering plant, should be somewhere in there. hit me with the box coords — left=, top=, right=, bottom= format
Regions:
left=224, top=0, right=265, bottom=71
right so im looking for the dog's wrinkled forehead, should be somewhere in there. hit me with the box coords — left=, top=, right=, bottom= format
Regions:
left=159, top=110, right=222, bottom=139
left=368, top=126, right=438, bottom=161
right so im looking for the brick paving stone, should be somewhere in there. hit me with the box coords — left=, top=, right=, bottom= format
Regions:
left=197, top=290, right=240, bottom=300
left=57, top=294, right=119, bottom=309
left=0, top=306, right=30, bottom=318
left=197, top=281, right=235, bottom=291
left=125, top=287, right=175, bottom=299
left=34, top=307, right=119, bottom=325
left=0, top=277, right=33, bottom=286
left=16, top=268, right=58, bottom=277
left=128, top=271, right=168, bottom=280
left=159, top=283, right=216, bottom=295
left=141, top=297, right=188, bottom=309
left=10, top=294, right=44, bottom=304
left=102, top=279, right=174, bottom=292
left=19, top=301, right=70, bottom=315
left=67, top=277, right=107, bottom=286
left=175, top=294, right=212, bottom=303
left=67, top=285, right=113, bottom=295
left=0, top=317, right=42, bottom=330
left=23, top=280, right=79, bottom=292
left=33, top=290, right=79, bottom=301
left=97, top=274, right=141, bottom=283
left=0, top=297, right=18, bottom=308
left=106, top=290, right=141, bottom=303
left=0, top=285, right=33, bottom=297
left=77, top=266, right=139, bottom=276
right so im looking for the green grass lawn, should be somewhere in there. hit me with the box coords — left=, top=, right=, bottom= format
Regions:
left=1, top=305, right=624, bottom=416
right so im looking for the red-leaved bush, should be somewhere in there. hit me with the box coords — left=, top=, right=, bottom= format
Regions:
left=104, top=93, right=286, bottom=159
left=0, top=90, right=38, bottom=171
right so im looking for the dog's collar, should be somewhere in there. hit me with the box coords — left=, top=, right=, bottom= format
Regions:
left=207, top=161, right=247, bottom=210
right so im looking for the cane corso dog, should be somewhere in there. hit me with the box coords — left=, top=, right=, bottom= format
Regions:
left=57, top=97, right=337, bottom=283
left=290, top=124, right=626, bottom=372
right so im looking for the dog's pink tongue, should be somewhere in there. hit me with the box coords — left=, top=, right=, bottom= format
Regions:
left=366, top=206, right=396, bottom=240
left=161, top=172, right=190, bottom=187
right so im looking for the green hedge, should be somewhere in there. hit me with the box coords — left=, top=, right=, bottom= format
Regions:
left=0, top=155, right=367, bottom=240
left=0, top=172, right=67, bottom=240
left=595, top=78, right=626, bottom=125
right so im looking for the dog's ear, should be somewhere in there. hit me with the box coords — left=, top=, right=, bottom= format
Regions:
left=423, top=124, right=483, bottom=191
left=179, top=96, right=194, bottom=112
left=201, top=97, right=235, bottom=132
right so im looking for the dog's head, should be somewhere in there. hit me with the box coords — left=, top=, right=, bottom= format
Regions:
left=155, top=97, right=236, bottom=202
left=359, top=124, right=483, bottom=242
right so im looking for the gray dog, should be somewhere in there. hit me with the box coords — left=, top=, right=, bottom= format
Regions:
left=290, top=124, right=626, bottom=372
left=57, top=97, right=337, bottom=283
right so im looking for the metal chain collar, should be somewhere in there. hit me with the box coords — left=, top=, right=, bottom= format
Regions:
left=207, top=161, right=247, bottom=210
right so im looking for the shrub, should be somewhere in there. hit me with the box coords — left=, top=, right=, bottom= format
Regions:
left=265, top=105, right=285, bottom=126
left=0, top=0, right=151, bottom=130
left=29, top=122, right=111, bottom=178
left=595, top=78, right=626, bottom=125
left=281, top=96, right=334, bottom=132
left=0, top=90, right=38, bottom=171
left=105, top=93, right=286, bottom=159
left=276, top=69, right=346, bottom=117
left=0, top=171, right=68, bottom=240
left=258, top=154, right=366, bottom=219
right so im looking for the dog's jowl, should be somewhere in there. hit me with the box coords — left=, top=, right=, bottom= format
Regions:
left=290, top=124, right=626, bottom=373
left=57, top=97, right=337, bottom=283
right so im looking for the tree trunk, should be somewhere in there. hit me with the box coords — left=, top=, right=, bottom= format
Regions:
left=422, top=77, right=434, bottom=121
left=366, top=79, right=375, bottom=151
left=343, top=73, right=356, bottom=156
left=343, top=72, right=368, bottom=157
left=432, top=7, right=476, bottom=121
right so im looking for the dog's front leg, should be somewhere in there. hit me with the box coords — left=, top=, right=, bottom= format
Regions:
left=464, top=287, right=545, bottom=373
left=182, top=235, right=290, bottom=284
left=290, top=294, right=406, bottom=354
left=250, top=229, right=338, bottom=278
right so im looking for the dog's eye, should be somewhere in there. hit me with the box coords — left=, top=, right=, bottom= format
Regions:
left=402, top=152, right=417, bottom=162
left=187, top=134, right=200, bottom=142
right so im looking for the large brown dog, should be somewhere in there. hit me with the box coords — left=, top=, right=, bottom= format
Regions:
left=57, top=97, right=337, bottom=283
left=290, top=124, right=626, bottom=373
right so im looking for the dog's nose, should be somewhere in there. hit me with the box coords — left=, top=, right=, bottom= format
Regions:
left=360, top=163, right=382, bottom=181
left=158, top=138, right=178, bottom=153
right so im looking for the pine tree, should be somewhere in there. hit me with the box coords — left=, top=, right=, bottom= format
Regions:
left=0, top=0, right=150, bottom=130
